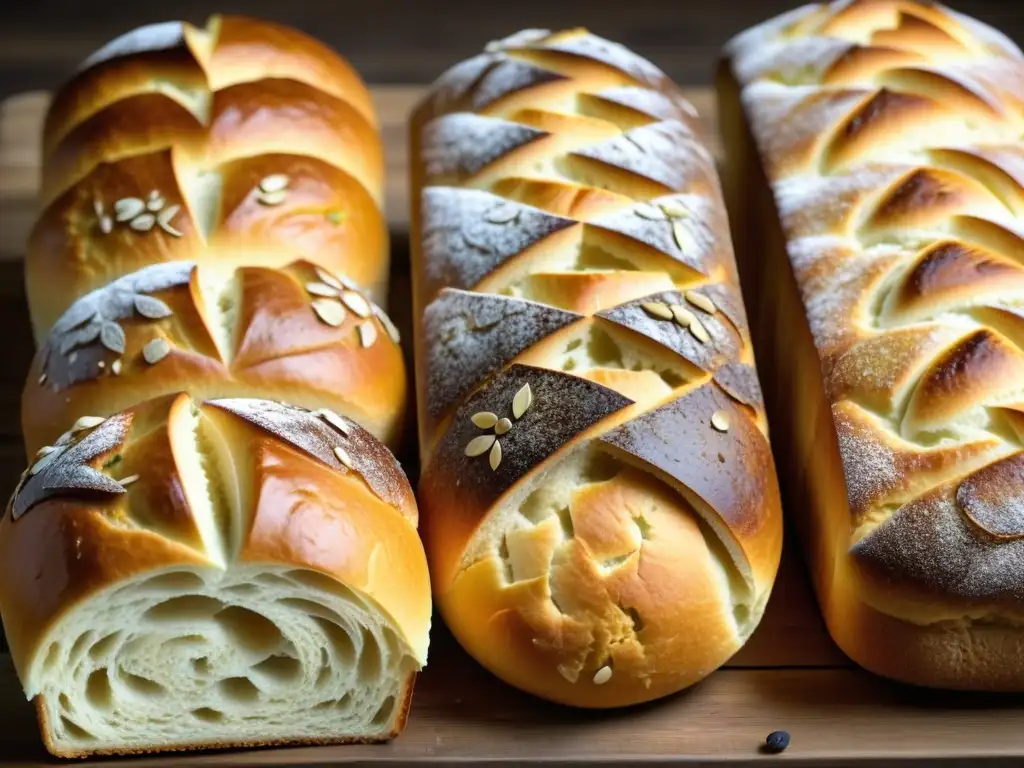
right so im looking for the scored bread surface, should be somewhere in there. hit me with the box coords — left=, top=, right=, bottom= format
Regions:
left=722, top=0, right=1024, bottom=688
left=3, top=395, right=428, bottom=756
left=27, top=14, right=386, bottom=341
left=412, top=29, right=782, bottom=707
left=3, top=14, right=430, bottom=756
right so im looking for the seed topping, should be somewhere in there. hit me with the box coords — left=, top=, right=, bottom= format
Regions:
left=142, top=338, right=170, bottom=364
left=312, top=299, right=345, bottom=327
left=641, top=301, right=673, bottom=321
left=685, top=290, right=716, bottom=314
left=711, top=410, right=730, bottom=433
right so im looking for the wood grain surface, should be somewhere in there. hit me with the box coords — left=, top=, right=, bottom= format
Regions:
left=3, top=83, right=1024, bottom=765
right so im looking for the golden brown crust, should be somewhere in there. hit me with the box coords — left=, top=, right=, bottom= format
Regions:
left=28, top=14, right=384, bottom=340
left=412, top=29, right=782, bottom=707
left=23, top=260, right=405, bottom=454
left=2, top=394, right=428, bottom=754
left=723, top=0, right=1024, bottom=689
left=10, top=15, right=426, bottom=756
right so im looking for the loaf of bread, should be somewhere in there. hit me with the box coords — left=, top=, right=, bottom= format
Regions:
left=27, top=14, right=386, bottom=341
left=721, top=0, right=1024, bottom=688
left=2, top=16, right=430, bottom=756
left=23, top=258, right=404, bottom=455
left=411, top=29, right=782, bottom=707
left=2, top=394, right=429, bottom=756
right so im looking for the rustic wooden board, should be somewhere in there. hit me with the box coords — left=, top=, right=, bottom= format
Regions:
left=2, top=86, right=1024, bottom=765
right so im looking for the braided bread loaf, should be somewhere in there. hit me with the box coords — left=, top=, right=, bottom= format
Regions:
left=28, top=14, right=386, bottom=341
left=1, top=17, right=429, bottom=757
left=721, top=0, right=1024, bottom=689
left=411, top=29, right=782, bottom=707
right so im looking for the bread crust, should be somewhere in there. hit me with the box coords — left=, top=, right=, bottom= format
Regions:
left=721, top=0, right=1024, bottom=689
left=2, top=394, right=429, bottom=753
left=412, top=29, right=782, bottom=707
left=28, top=14, right=385, bottom=341
left=8, top=14, right=428, bottom=755
left=23, top=259, right=406, bottom=454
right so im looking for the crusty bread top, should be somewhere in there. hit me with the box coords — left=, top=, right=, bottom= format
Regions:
left=28, top=15, right=385, bottom=339
left=22, top=259, right=404, bottom=454
left=414, top=28, right=783, bottom=600
left=726, top=0, right=1024, bottom=613
left=411, top=30, right=784, bottom=703
left=2, top=393, right=428, bottom=679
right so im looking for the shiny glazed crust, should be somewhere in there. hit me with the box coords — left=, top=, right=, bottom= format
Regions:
left=1, top=395, right=429, bottom=756
left=411, top=29, right=782, bottom=707
left=721, top=0, right=1024, bottom=688
left=23, top=259, right=405, bottom=453
left=4, top=16, right=429, bottom=756
left=27, top=14, right=386, bottom=340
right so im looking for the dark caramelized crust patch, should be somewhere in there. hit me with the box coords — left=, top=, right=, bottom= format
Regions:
left=597, top=290, right=742, bottom=374
left=13, top=414, right=133, bottom=520
left=421, top=188, right=576, bottom=298
left=885, top=241, right=1023, bottom=324
left=423, top=290, right=582, bottom=423
left=957, top=453, right=1024, bottom=538
left=714, top=362, right=764, bottom=409
left=209, top=398, right=410, bottom=510
left=853, top=484, right=1024, bottom=603
left=424, top=364, right=632, bottom=511
left=599, top=381, right=777, bottom=537
left=421, top=114, right=546, bottom=180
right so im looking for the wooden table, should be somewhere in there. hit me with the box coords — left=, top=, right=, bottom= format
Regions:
left=2, top=87, right=1024, bottom=766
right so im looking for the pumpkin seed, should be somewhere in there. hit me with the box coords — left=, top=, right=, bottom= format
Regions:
left=114, top=198, right=145, bottom=222
left=471, top=412, right=498, bottom=429
left=465, top=434, right=496, bottom=457
left=512, top=383, right=533, bottom=419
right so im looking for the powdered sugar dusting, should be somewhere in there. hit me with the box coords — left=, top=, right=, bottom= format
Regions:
left=834, top=404, right=901, bottom=518
left=78, top=20, right=186, bottom=72
left=421, top=187, right=575, bottom=296
left=573, top=120, right=709, bottom=192
left=742, top=82, right=870, bottom=179
left=853, top=484, right=1024, bottom=602
left=423, top=289, right=582, bottom=422
left=590, top=194, right=719, bottom=276
left=427, top=54, right=497, bottom=114
left=471, top=59, right=566, bottom=111
left=541, top=33, right=668, bottom=89
left=957, top=453, right=1024, bottom=537
left=42, top=261, right=195, bottom=388
left=773, top=165, right=909, bottom=238
left=12, top=413, right=132, bottom=520
left=421, top=113, right=545, bottom=179
left=593, top=85, right=698, bottom=122
left=948, top=9, right=1024, bottom=60
left=733, top=34, right=851, bottom=86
